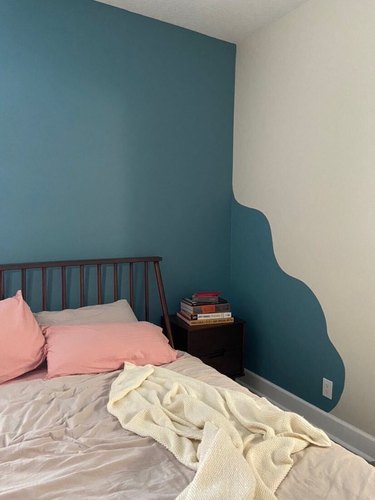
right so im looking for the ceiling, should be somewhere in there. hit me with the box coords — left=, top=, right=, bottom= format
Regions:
left=95, top=0, right=309, bottom=43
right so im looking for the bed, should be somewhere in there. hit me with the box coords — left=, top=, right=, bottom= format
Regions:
left=0, top=256, right=374, bottom=499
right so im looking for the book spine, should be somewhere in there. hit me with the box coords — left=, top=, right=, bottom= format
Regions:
left=181, top=302, right=231, bottom=314
left=192, top=291, right=221, bottom=298
left=192, top=297, right=220, bottom=304
left=177, top=312, right=235, bottom=326
left=180, top=311, right=232, bottom=320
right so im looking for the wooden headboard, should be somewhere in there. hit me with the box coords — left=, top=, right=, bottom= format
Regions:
left=0, top=256, right=174, bottom=347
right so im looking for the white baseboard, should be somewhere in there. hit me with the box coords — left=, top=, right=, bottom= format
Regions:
left=237, top=369, right=375, bottom=462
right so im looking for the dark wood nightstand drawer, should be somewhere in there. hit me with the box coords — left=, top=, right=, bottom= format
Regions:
left=187, top=324, right=243, bottom=357
left=167, top=315, right=245, bottom=378
left=200, top=348, right=243, bottom=379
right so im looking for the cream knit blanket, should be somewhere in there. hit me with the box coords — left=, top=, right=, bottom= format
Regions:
left=107, top=363, right=330, bottom=499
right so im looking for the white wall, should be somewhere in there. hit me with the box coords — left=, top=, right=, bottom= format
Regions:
left=233, top=0, right=375, bottom=436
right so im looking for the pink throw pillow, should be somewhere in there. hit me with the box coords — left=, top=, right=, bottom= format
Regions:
left=44, top=321, right=177, bottom=378
left=0, top=291, right=46, bottom=384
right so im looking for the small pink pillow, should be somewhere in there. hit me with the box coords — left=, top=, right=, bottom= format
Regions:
left=0, top=291, right=46, bottom=384
left=43, top=321, right=177, bottom=378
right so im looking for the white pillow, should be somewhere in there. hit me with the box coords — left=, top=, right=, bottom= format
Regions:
left=34, top=299, right=137, bottom=326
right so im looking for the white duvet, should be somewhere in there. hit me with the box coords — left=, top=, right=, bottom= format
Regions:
left=0, top=353, right=374, bottom=499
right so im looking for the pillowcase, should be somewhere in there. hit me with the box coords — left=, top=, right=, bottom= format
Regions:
left=43, top=321, right=177, bottom=378
left=35, top=299, right=137, bottom=326
left=0, top=291, right=45, bottom=384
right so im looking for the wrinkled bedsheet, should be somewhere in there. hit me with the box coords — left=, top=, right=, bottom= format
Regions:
left=1, top=354, right=374, bottom=499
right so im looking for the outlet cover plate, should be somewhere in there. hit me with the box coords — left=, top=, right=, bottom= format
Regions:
left=322, top=377, right=333, bottom=399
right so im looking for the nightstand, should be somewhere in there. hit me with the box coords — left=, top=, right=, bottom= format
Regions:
left=168, top=315, right=245, bottom=379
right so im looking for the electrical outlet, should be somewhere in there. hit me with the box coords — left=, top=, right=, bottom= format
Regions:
left=322, top=378, right=333, bottom=400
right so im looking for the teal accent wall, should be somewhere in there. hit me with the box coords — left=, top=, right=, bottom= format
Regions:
left=230, top=198, right=345, bottom=411
left=0, top=0, right=235, bottom=312
left=0, top=0, right=345, bottom=412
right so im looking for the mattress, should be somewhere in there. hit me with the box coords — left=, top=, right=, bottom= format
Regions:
left=1, top=353, right=374, bottom=499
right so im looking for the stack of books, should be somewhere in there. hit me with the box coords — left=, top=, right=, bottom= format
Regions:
left=177, top=291, right=234, bottom=326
